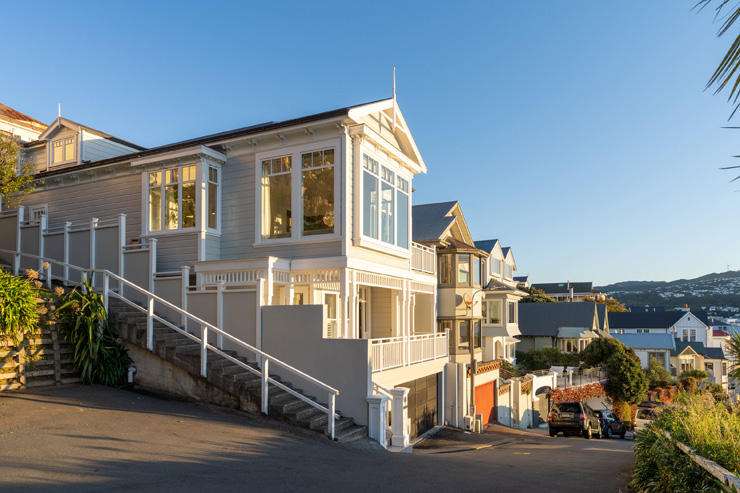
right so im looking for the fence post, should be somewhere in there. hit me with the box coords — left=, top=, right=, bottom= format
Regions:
left=103, top=272, right=109, bottom=312
left=63, top=221, right=71, bottom=285
left=148, top=238, right=157, bottom=293
left=38, top=214, right=47, bottom=274
left=45, top=262, right=52, bottom=290
left=147, top=296, right=154, bottom=351
left=328, top=393, right=336, bottom=440
left=14, top=206, right=24, bottom=275
left=216, top=281, right=225, bottom=349
left=118, top=213, right=126, bottom=296
left=181, top=265, right=189, bottom=330
left=200, top=324, right=208, bottom=377
left=261, top=358, right=269, bottom=414
left=255, top=277, right=263, bottom=365
left=81, top=271, right=88, bottom=292
left=89, top=217, right=98, bottom=286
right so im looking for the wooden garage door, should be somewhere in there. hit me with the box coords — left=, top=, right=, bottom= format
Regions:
left=475, top=381, right=495, bottom=424
left=400, top=373, right=439, bottom=439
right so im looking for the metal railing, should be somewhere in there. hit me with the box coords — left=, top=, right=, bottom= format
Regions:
left=411, top=242, right=436, bottom=274
left=0, top=248, right=341, bottom=439
left=370, top=332, right=448, bottom=373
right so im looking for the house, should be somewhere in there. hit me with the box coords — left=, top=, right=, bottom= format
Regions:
left=10, top=98, right=447, bottom=448
left=670, top=341, right=729, bottom=390
left=517, top=302, right=608, bottom=353
left=530, top=281, right=603, bottom=302
left=612, top=333, right=675, bottom=370
left=609, top=310, right=710, bottom=345
left=411, top=202, right=527, bottom=428
left=0, top=102, right=47, bottom=143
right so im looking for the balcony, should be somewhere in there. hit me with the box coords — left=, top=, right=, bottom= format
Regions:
left=411, top=242, right=436, bottom=275
left=370, top=332, right=448, bottom=373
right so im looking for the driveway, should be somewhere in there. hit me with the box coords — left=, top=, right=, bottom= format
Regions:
left=0, top=386, right=633, bottom=492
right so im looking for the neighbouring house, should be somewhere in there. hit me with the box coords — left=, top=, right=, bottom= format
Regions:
left=0, top=102, right=47, bottom=143
left=411, top=201, right=527, bottom=429
left=670, top=341, right=729, bottom=391
left=517, top=302, right=608, bottom=353
left=530, top=281, right=603, bottom=302
left=609, top=309, right=710, bottom=345
left=513, top=275, right=529, bottom=287
left=612, top=333, right=675, bottom=370
left=8, top=98, right=448, bottom=448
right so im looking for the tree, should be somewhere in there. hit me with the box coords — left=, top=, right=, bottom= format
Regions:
left=520, top=287, right=555, bottom=303
left=516, top=347, right=579, bottom=371
left=580, top=337, right=625, bottom=368
left=0, top=134, right=34, bottom=207
left=645, top=357, right=673, bottom=389
left=604, top=351, right=649, bottom=405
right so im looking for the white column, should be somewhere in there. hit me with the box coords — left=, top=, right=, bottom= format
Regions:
left=181, top=265, right=190, bottom=330
left=89, top=217, right=98, bottom=285
left=118, top=213, right=126, bottom=294
left=439, top=365, right=446, bottom=426
left=148, top=237, right=157, bottom=293
left=63, top=221, right=71, bottom=285
left=38, top=214, right=47, bottom=273
left=339, top=268, right=349, bottom=338
left=390, top=387, right=410, bottom=448
left=266, top=257, right=274, bottom=306
left=287, top=277, right=295, bottom=305
left=367, top=395, right=389, bottom=447
left=256, top=277, right=264, bottom=353
left=14, top=206, right=24, bottom=275
left=216, top=281, right=225, bottom=349
left=348, top=271, right=356, bottom=339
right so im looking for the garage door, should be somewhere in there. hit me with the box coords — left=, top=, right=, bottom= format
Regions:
left=475, top=380, right=496, bottom=424
left=400, top=373, right=439, bottom=439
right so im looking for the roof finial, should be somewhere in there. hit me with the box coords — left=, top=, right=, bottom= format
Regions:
left=392, top=65, right=397, bottom=130
left=57, top=102, right=62, bottom=118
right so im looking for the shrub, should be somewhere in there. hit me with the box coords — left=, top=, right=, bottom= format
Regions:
left=631, top=392, right=740, bottom=492
left=604, top=350, right=648, bottom=405
left=645, top=358, right=673, bottom=389
left=516, top=347, right=580, bottom=371
left=0, top=269, right=40, bottom=342
left=679, top=369, right=708, bottom=393
left=57, top=281, right=131, bottom=386
left=579, top=337, right=625, bottom=368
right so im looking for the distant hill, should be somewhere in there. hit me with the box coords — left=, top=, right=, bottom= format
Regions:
left=596, top=271, right=740, bottom=314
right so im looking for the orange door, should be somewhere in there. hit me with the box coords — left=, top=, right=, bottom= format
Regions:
left=475, top=381, right=495, bottom=424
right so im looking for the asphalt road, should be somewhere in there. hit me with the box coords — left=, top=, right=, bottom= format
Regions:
left=0, top=386, right=633, bottom=492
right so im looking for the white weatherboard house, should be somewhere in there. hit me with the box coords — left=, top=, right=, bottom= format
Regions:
left=609, top=310, right=710, bottom=345
left=5, top=98, right=448, bottom=448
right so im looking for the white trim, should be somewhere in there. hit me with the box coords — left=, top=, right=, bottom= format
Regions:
left=131, top=145, right=226, bottom=167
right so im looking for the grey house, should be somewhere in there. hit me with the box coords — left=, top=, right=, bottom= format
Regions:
left=517, top=302, right=609, bottom=353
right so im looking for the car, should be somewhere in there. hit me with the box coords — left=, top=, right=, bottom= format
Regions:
left=548, top=401, right=602, bottom=439
left=592, top=409, right=628, bottom=439
left=634, top=407, right=658, bottom=433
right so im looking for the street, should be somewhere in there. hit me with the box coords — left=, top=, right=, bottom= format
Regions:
left=0, top=386, right=633, bottom=492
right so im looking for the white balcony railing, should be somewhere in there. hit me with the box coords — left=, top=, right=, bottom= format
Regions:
left=370, top=332, right=448, bottom=373
left=411, top=242, right=436, bottom=275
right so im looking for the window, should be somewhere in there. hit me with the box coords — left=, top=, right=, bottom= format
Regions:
left=208, top=167, right=219, bottom=229
left=362, top=155, right=379, bottom=239
left=471, top=256, right=481, bottom=287
left=147, top=164, right=206, bottom=233
left=689, top=329, right=696, bottom=342
left=504, top=263, right=513, bottom=279
left=722, top=362, right=728, bottom=375
left=439, top=254, right=453, bottom=285
left=705, top=362, right=714, bottom=373
left=648, top=352, right=664, bottom=365
left=490, top=259, right=501, bottom=276
left=52, top=137, right=76, bottom=165
left=380, top=167, right=395, bottom=244
left=261, top=156, right=292, bottom=239
left=458, top=320, right=470, bottom=349
left=508, top=302, right=517, bottom=324
left=302, top=149, right=334, bottom=235
left=361, top=153, right=411, bottom=249
left=28, top=204, right=48, bottom=225
left=438, top=320, right=453, bottom=333
left=682, top=329, right=689, bottom=341
left=473, top=320, right=481, bottom=348
left=457, top=254, right=470, bottom=284
left=482, top=300, right=503, bottom=325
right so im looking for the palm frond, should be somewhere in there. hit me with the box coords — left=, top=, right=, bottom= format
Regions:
left=699, top=1, right=740, bottom=118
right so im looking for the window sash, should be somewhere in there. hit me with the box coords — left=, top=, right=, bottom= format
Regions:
left=457, top=254, right=470, bottom=284
left=483, top=300, right=503, bottom=325
left=361, top=153, right=410, bottom=250
left=147, top=164, right=205, bottom=232
left=302, top=150, right=335, bottom=236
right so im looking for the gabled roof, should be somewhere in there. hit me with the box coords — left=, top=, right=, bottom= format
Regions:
left=672, top=340, right=726, bottom=359
left=36, top=117, right=145, bottom=150
left=412, top=201, right=457, bottom=242
left=513, top=275, right=528, bottom=282
left=518, top=302, right=598, bottom=337
left=596, top=304, right=608, bottom=331
left=613, top=333, right=675, bottom=350
left=0, top=102, right=47, bottom=131
left=474, top=239, right=500, bottom=254
left=531, top=282, right=593, bottom=295
left=609, top=311, right=685, bottom=330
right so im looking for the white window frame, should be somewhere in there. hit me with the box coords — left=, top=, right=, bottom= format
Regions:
left=482, top=299, right=503, bottom=326
left=51, top=137, right=77, bottom=166
left=357, top=145, right=412, bottom=256
left=143, top=161, right=221, bottom=237
left=254, top=138, right=341, bottom=246
left=28, top=204, right=48, bottom=225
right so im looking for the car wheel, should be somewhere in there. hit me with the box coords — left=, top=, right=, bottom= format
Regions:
left=606, top=427, right=613, bottom=439
left=549, top=428, right=557, bottom=437
left=584, top=427, right=592, bottom=439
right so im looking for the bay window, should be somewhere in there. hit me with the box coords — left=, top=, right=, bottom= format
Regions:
left=482, top=300, right=503, bottom=325
left=508, top=301, right=517, bottom=324
left=439, top=254, right=453, bottom=285
left=471, top=256, right=481, bottom=287
left=147, top=163, right=219, bottom=233
left=302, top=149, right=334, bottom=235
left=261, top=156, right=292, bottom=239
left=457, top=254, right=470, bottom=284
left=361, top=153, right=411, bottom=250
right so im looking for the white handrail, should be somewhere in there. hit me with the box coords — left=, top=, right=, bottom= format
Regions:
left=0, top=248, right=340, bottom=440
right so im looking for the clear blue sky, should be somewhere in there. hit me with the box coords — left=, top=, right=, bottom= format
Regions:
left=2, top=1, right=737, bottom=284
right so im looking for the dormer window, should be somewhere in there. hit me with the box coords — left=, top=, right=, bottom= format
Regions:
left=52, top=137, right=76, bottom=165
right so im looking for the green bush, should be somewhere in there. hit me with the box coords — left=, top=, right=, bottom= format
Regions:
left=57, top=281, right=131, bottom=386
left=631, top=393, right=740, bottom=492
left=516, top=347, right=579, bottom=371
left=645, top=358, right=673, bottom=389
left=0, top=269, right=40, bottom=342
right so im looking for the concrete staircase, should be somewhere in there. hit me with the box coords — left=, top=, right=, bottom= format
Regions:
left=109, top=297, right=367, bottom=442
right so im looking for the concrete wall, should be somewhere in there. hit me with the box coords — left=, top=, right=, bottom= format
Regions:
left=261, top=305, right=371, bottom=426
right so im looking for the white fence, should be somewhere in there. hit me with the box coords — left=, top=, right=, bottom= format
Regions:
left=370, top=332, right=448, bottom=373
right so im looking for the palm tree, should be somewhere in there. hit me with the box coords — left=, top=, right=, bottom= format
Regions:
left=726, top=332, right=740, bottom=379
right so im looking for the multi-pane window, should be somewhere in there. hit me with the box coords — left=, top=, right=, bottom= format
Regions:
left=457, top=254, right=470, bottom=284
left=301, top=149, right=334, bottom=236
left=261, top=156, right=292, bottom=239
left=507, top=301, right=517, bottom=324
left=208, top=166, right=219, bottom=229
left=361, top=154, right=410, bottom=249
left=504, top=263, right=513, bottom=279
left=439, top=254, right=453, bottom=285
left=52, top=137, right=76, bottom=165
left=482, top=300, right=503, bottom=325
left=147, top=164, right=209, bottom=232
left=458, top=320, right=470, bottom=349
left=471, top=256, right=481, bottom=287
left=689, top=329, right=696, bottom=342
left=473, top=320, right=482, bottom=348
